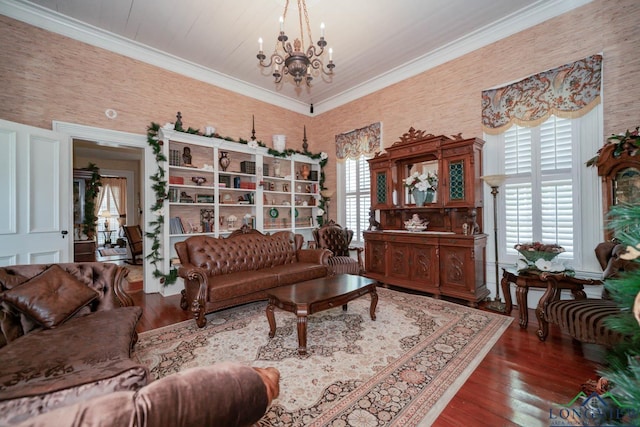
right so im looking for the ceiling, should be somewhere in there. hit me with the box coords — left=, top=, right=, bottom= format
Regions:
left=3, top=0, right=592, bottom=115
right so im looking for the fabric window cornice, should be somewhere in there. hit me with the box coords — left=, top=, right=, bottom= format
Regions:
left=335, top=122, right=381, bottom=161
left=481, top=54, right=602, bottom=135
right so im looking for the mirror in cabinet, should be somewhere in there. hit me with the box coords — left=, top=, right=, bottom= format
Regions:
left=401, top=158, right=438, bottom=206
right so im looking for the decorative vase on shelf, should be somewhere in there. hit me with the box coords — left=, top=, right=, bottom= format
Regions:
left=412, top=189, right=427, bottom=206
left=425, top=188, right=435, bottom=203
left=219, top=151, right=230, bottom=171
left=300, top=164, right=311, bottom=179
left=273, top=159, right=281, bottom=177
left=272, top=135, right=286, bottom=152
left=301, top=164, right=310, bottom=180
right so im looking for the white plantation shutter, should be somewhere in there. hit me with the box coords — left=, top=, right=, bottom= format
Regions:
left=504, top=183, right=533, bottom=250
left=344, top=156, right=370, bottom=244
left=503, top=116, right=574, bottom=260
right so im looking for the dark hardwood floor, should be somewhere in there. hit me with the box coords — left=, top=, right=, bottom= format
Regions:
left=128, top=286, right=604, bottom=427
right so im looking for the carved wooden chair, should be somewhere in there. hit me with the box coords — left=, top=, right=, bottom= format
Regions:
left=123, top=225, right=144, bottom=265
left=312, top=220, right=364, bottom=275
left=536, top=241, right=637, bottom=346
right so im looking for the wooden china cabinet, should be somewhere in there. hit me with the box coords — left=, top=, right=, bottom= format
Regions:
left=364, top=128, right=489, bottom=307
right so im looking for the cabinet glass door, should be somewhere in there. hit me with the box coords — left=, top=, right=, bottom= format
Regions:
left=614, top=167, right=640, bottom=205
left=374, top=171, right=388, bottom=206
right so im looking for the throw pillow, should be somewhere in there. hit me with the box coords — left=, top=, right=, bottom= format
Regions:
left=0, top=271, right=35, bottom=345
left=2, top=265, right=99, bottom=328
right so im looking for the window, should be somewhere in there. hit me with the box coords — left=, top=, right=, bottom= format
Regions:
left=344, top=156, right=371, bottom=244
left=97, top=182, right=126, bottom=246
left=503, top=116, right=574, bottom=259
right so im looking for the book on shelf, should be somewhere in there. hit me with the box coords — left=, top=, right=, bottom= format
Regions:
left=170, top=217, right=186, bottom=234
left=169, top=149, right=181, bottom=166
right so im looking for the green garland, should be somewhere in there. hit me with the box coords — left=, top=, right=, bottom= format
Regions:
left=82, top=163, right=102, bottom=238
left=146, top=120, right=329, bottom=286
left=586, top=126, right=640, bottom=166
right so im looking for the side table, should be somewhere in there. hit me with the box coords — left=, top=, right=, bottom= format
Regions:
left=501, top=268, right=599, bottom=329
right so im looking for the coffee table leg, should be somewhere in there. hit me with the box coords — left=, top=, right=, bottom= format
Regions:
left=266, top=302, right=276, bottom=338
left=369, top=288, right=378, bottom=321
left=296, top=312, right=308, bottom=356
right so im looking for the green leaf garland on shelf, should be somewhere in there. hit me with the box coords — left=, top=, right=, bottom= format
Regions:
left=146, top=120, right=329, bottom=286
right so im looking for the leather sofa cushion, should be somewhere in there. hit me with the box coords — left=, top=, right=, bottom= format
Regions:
left=265, top=263, right=328, bottom=284
left=0, top=306, right=147, bottom=404
left=0, top=263, right=131, bottom=348
left=13, top=363, right=276, bottom=427
left=1, top=265, right=99, bottom=329
left=208, top=271, right=280, bottom=301
left=184, top=232, right=298, bottom=274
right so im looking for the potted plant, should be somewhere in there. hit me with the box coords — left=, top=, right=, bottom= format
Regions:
left=82, top=163, right=102, bottom=240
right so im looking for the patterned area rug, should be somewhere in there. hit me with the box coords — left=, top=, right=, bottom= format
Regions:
left=98, top=247, right=127, bottom=256
left=134, top=287, right=512, bottom=426
left=125, top=264, right=143, bottom=283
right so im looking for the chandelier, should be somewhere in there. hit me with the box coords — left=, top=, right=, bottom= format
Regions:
left=257, top=0, right=335, bottom=87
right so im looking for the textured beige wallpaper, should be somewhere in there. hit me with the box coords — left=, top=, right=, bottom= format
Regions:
left=1, top=0, right=639, bottom=221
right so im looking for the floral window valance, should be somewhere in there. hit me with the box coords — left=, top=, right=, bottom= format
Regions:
left=481, top=54, right=602, bottom=135
left=336, top=122, right=381, bottom=160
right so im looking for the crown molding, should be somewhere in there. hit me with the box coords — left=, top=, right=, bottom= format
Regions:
left=313, top=0, right=594, bottom=114
left=2, top=0, right=593, bottom=116
left=1, top=0, right=310, bottom=115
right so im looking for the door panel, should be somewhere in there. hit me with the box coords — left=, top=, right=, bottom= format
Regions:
left=0, top=119, right=71, bottom=266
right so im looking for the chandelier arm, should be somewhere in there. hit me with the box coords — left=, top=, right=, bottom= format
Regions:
left=306, top=44, right=324, bottom=59
left=257, top=52, right=285, bottom=69
left=309, top=57, right=334, bottom=75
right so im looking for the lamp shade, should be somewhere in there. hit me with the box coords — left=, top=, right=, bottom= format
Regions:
left=99, top=210, right=112, bottom=218
left=481, top=174, right=507, bottom=188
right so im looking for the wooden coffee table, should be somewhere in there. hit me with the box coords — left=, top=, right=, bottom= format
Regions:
left=265, top=274, right=378, bottom=356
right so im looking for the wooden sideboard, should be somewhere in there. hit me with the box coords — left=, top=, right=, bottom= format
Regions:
left=364, top=230, right=488, bottom=306
left=363, top=128, right=488, bottom=306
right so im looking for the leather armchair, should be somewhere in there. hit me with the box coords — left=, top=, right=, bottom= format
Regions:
left=313, top=220, right=364, bottom=275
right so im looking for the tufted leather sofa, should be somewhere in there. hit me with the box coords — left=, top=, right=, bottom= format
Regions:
left=0, top=262, right=148, bottom=425
left=175, top=226, right=331, bottom=327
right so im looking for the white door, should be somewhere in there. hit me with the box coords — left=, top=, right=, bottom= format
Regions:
left=0, top=119, right=72, bottom=266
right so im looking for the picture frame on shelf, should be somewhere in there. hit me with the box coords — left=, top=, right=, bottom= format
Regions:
left=219, top=175, right=231, bottom=188
left=200, top=208, right=215, bottom=233
left=196, top=194, right=214, bottom=203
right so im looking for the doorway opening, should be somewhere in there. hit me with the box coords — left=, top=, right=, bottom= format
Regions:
left=72, top=139, right=145, bottom=287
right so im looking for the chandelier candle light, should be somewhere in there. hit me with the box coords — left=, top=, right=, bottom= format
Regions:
left=257, top=0, right=335, bottom=87
left=481, top=174, right=507, bottom=313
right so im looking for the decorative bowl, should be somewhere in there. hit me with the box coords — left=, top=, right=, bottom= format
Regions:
left=516, top=249, right=560, bottom=263
left=405, top=224, right=428, bottom=232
